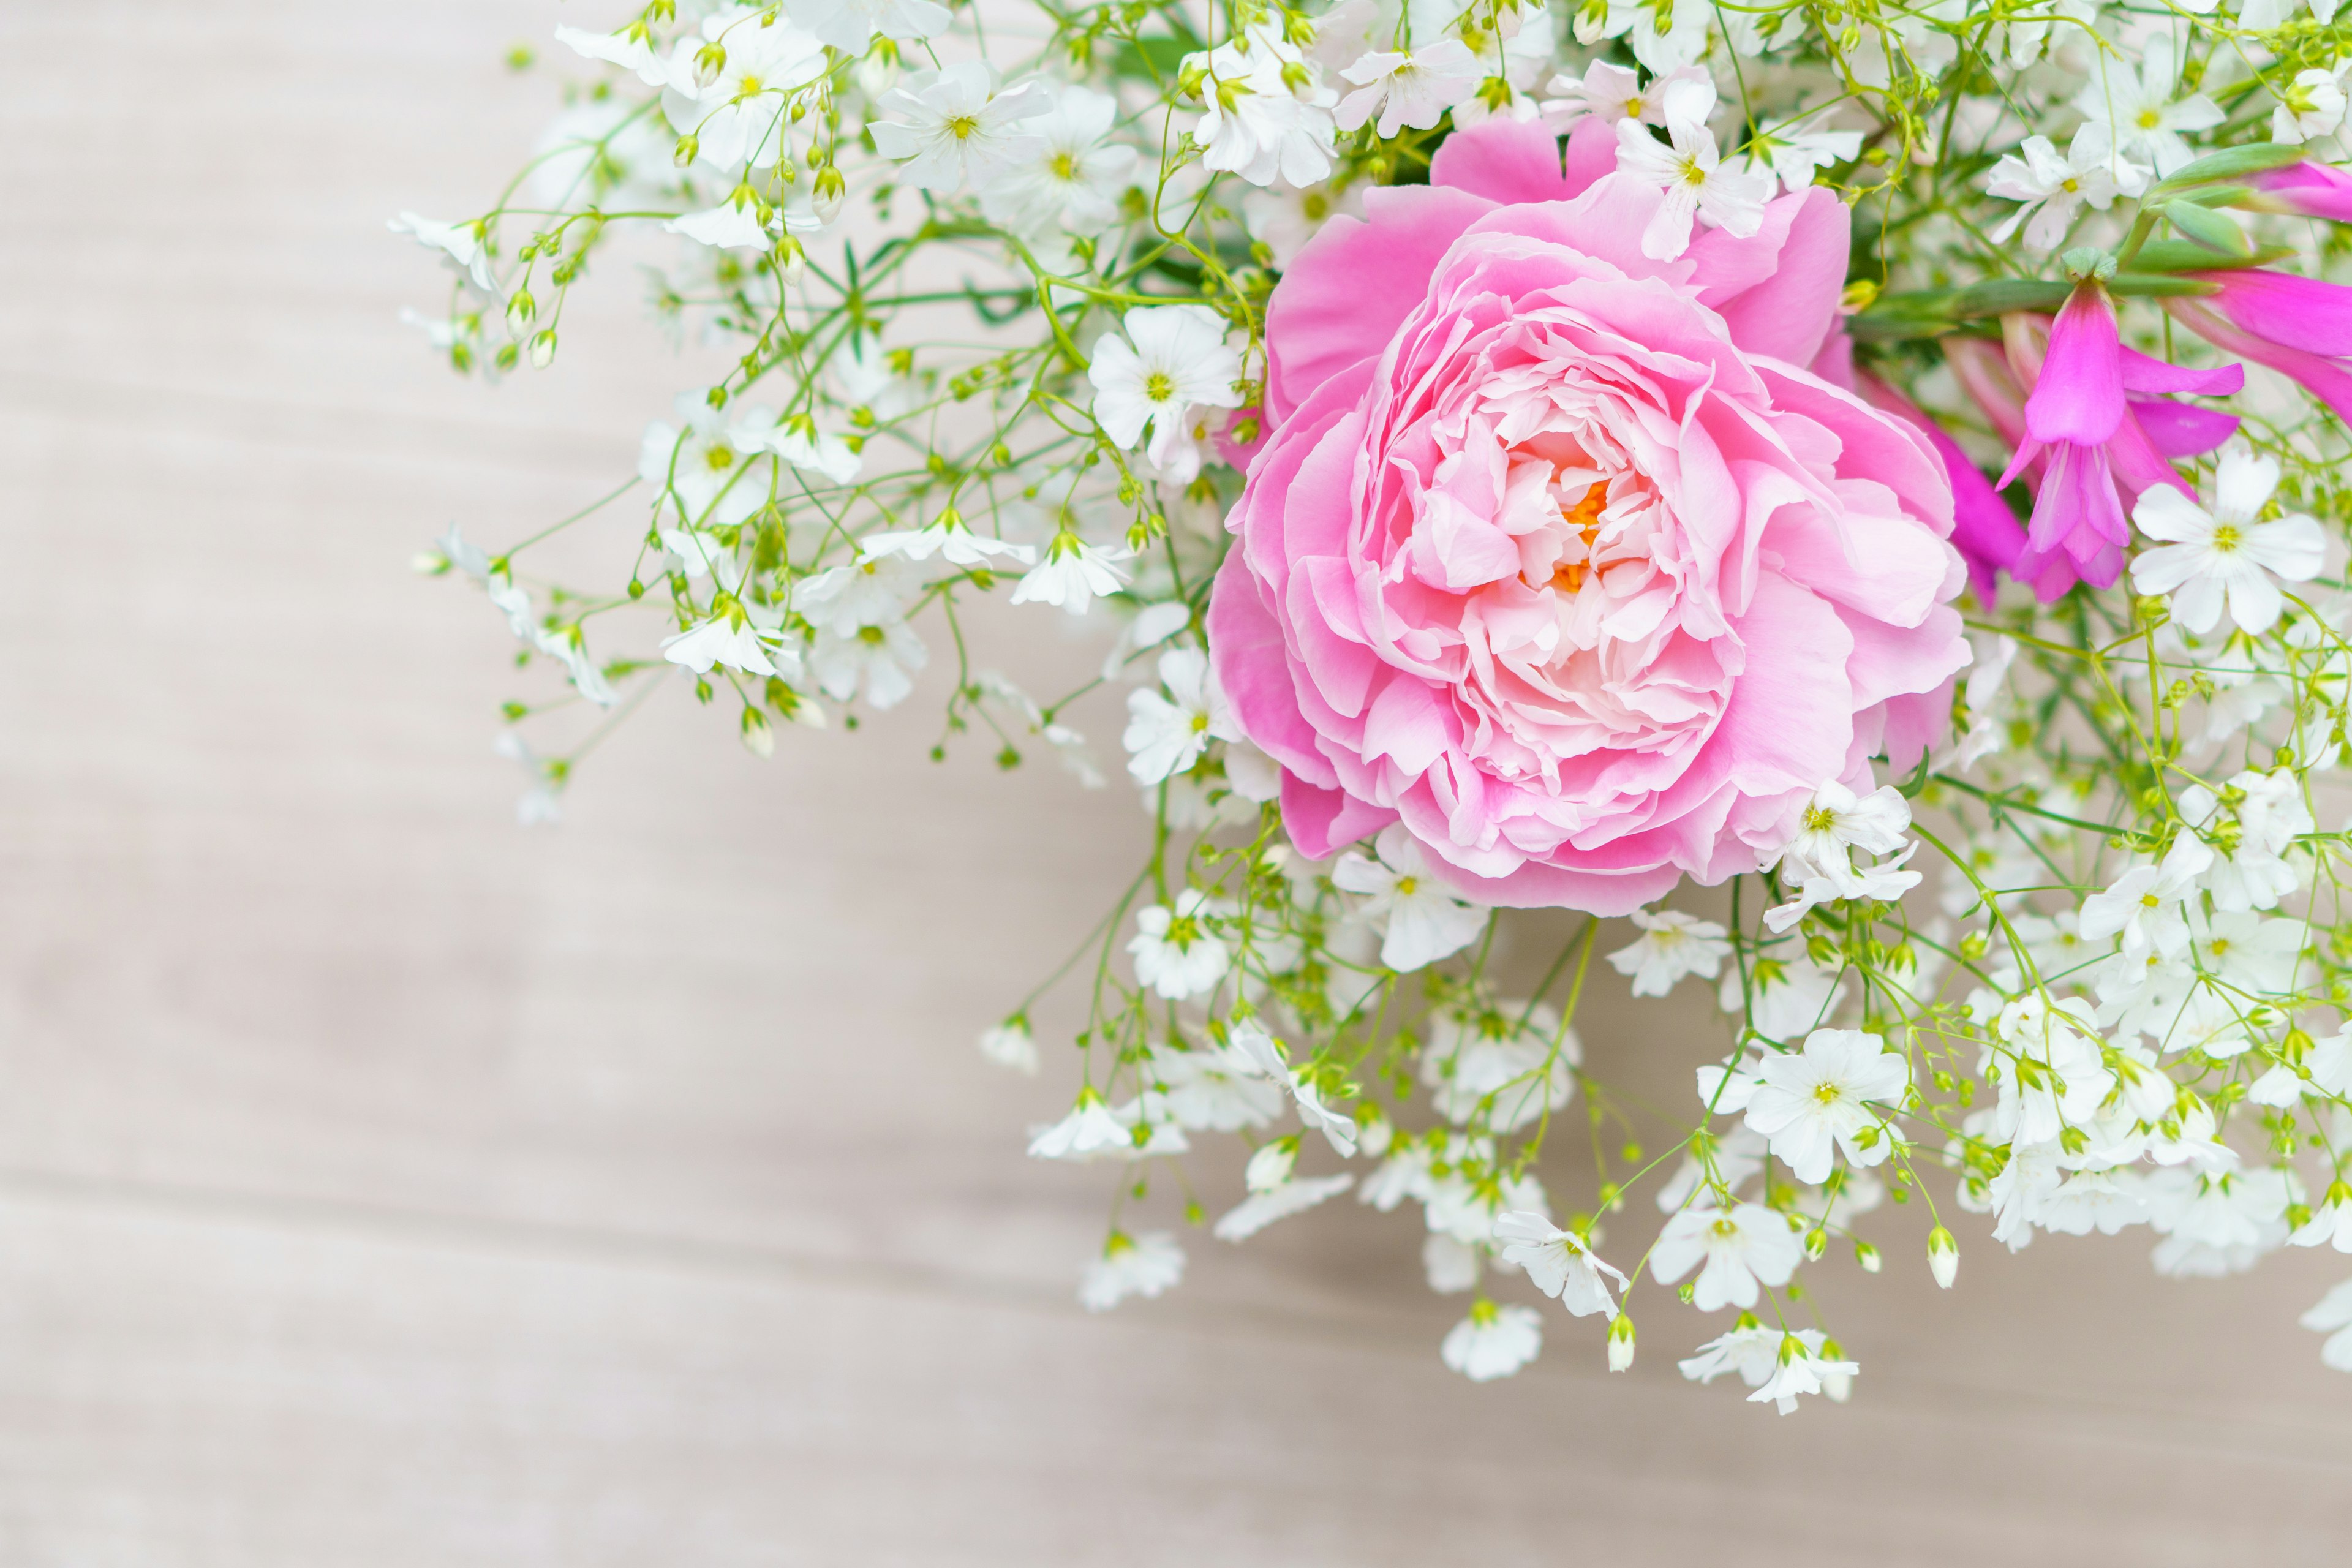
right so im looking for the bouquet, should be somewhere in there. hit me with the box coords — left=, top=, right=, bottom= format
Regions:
left=396, top=0, right=2352, bottom=1409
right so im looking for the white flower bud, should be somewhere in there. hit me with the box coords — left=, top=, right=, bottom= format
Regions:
left=1928, top=1226, right=1959, bottom=1289
left=1244, top=1138, right=1297, bottom=1193
left=528, top=329, right=557, bottom=369
left=741, top=706, right=774, bottom=756
left=1607, top=1312, right=1636, bottom=1372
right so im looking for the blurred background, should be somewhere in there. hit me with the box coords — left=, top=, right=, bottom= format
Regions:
left=2, top=2, right=2348, bottom=1562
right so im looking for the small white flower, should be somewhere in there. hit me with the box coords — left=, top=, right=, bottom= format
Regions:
left=809, top=618, right=926, bottom=709
left=1747, top=110, right=1863, bottom=192
left=1332, top=825, right=1490, bottom=973
left=1231, top=1024, right=1357, bottom=1155
left=551, top=22, right=668, bottom=86
left=662, top=611, right=780, bottom=678
left=861, top=511, right=1038, bottom=568
left=1152, top=1041, right=1285, bottom=1131
left=1088, top=305, right=1244, bottom=472
left=1440, top=1300, right=1543, bottom=1381
left=1127, top=889, right=1231, bottom=1000
left=1678, top=1321, right=1782, bottom=1389
left=1539, top=59, right=1689, bottom=130
left=869, top=62, right=1053, bottom=193
left=1724, top=954, right=1843, bottom=1043
left=662, top=198, right=780, bottom=251
left=1494, top=1211, right=1627, bottom=1319
left=1079, top=1230, right=1185, bottom=1311
left=1212, top=1172, right=1354, bottom=1241
left=1609, top=908, right=1732, bottom=997
left=785, top=0, right=949, bottom=54
left=1123, top=647, right=1240, bottom=785
left=978, top=1019, right=1039, bottom=1076
left=1649, top=1203, right=1804, bottom=1311
left=2074, top=34, right=2222, bottom=178
left=1010, top=532, right=1136, bottom=615
left=1614, top=79, right=1770, bottom=260
left=1240, top=179, right=1363, bottom=268
left=2132, top=446, right=2325, bottom=637
left=1986, top=124, right=2146, bottom=251
left=659, top=15, right=829, bottom=172
left=2291, top=1183, right=2352, bottom=1253
left=979, top=83, right=1139, bottom=238
left=388, top=212, right=499, bottom=295
left=1748, top=1332, right=1859, bottom=1414
left=2079, top=835, right=2215, bottom=963
left=1777, top=780, right=1913, bottom=888
left=2273, top=64, right=2350, bottom=146
left=1741, top=1029, right=1910, bottom=1185
left=1333, top=38, right=1483, bottom=138
left=1577, top=0, right=1709, bottom=74
left=2304, top=1278, right=2352, bottom=1371
left=1188, top=28, right=1339, bottom=189
left=1026, top=1091, right=1133, bottom=1160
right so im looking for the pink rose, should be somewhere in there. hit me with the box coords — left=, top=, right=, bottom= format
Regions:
left=1208, top=118, right=1971, bottom=913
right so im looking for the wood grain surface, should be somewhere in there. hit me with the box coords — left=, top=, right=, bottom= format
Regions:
left=1, top=4, right=2348, bottom=1562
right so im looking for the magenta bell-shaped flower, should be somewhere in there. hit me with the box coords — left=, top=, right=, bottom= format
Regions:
left=1997, top=281, right=2242, bottom=594
left=2168, top=266, right=2352, bottom=424
left=2244, top=160, right=2352, bottom=224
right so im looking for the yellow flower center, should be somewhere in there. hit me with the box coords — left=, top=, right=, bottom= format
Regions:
left=1144, top=371, right=1175, bottom=402
left=947, top=113, right=979, bottom=141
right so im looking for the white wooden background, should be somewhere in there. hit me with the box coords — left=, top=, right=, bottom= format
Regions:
left=2, top=3, right=2349, bottom=1562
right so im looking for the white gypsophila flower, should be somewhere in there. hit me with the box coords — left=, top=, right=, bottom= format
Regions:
left=1188, top=27, right=1340, bottom=189
left=1123, top=646, right=1240, bottom=785
left=1153, top=1041, right=1285, bottom=1131
left=2078, top=834, right=2215, bottom=963
left=1447, top=1, right=1559, bottom=128
left=1614, top=78, right=1770, bottom=261
left=1088, top=304, right=1244, bottom=470
left=1724, top=955, right=1842, bottom=1042
left=1765, top=843, right=1924, bottom=935
left=785, top=0, right=948, bottom=54
left=1212, top=1172, right=1355, bottom=1242
left=2073, top=34, right=2222, bottom=179
left=388, top=212, right=499, bottom=296
left=1231, top=1023, right=1357, bottom=1155
left=794, top=556, right=922, bottom=637
left=1493, top=1211, right=1627, bottom=1318
left=1333, top=38, right=1483, bottom=138
left=1747, top=109, right=1863, bottom=193
left=1079, top=1230, right=1185, bottom=1311
left=1986, top=124, right=2146, bottom=251
left=2147, top=1167, right=2294, bottom=1278
left=1440, top=1300, right=1543, bottom=1381
left=2305, top=1279, right=2352, bottom=1371
left=552, top=22, right=668, bottom=85
left=2273, top=64, right=2350, bottom=146
left=1776, top=780, right=1913, bottom=890
left=1609, top=908, right=1733, bottom=996
left=978, top=1019, right=1039, bottom=1075
left=1748, top=1332, right=1858, bottom=1414
left=1127, top=889, right=1231, bottom=1000
left=978, top=84, right=1139, bottom=238
left=1577, top=0, right=1708, bottom=74
left=1423, top=1231, right=1482, bottom=1293
left=1419, top=1000, right=1575, bottom=1131
left=2182, top=769, right=2313, bottom=914
left=809, top=617, right=927, bottom=709
left=493, top=731, right=562, bottom=826
left=2291, top=1183, right=2352, bottom=1253
left=1333, top=823, right=1491, bottom=973
left=2242, top=0, right=2344, bottom=26
left=640, top=393, right=786, bottom=529
left=1649, top=1203, right=1804, bottom=1311
left=662, top=610, right=781, bottom=678
left=1240, top=179, right=1363, bottom=268
left=1010, top=532, right=1136, bottom=615
left=660, top=10, right=829, bottom=172
left=1539, top=59, right=1700, bottom=131
left=1657, top=1125, right=1767, bottom=1211
left=2131, top=446, right=2326, bottom=637
left=869, top=62, right=1053, bottom=193
left=662, top=198, right=777, bottom=252
left=860, top=510, right=1038, bottom=569
left=1741, top=1029, right=1910, bottom=1185
left=1026, top=1091, right=1133, bottom=1159
left=1678, top=1320, right=1781, bottom=1389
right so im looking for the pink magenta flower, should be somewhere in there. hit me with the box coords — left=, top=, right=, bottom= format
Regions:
left=1205, top=118, right=1971, bottom=913
left=1996, top=284, right=2242, bottom=593
left=2245, top=161, right=2352, bottom=224
left=2167, top=268, right=2352, bottom=426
